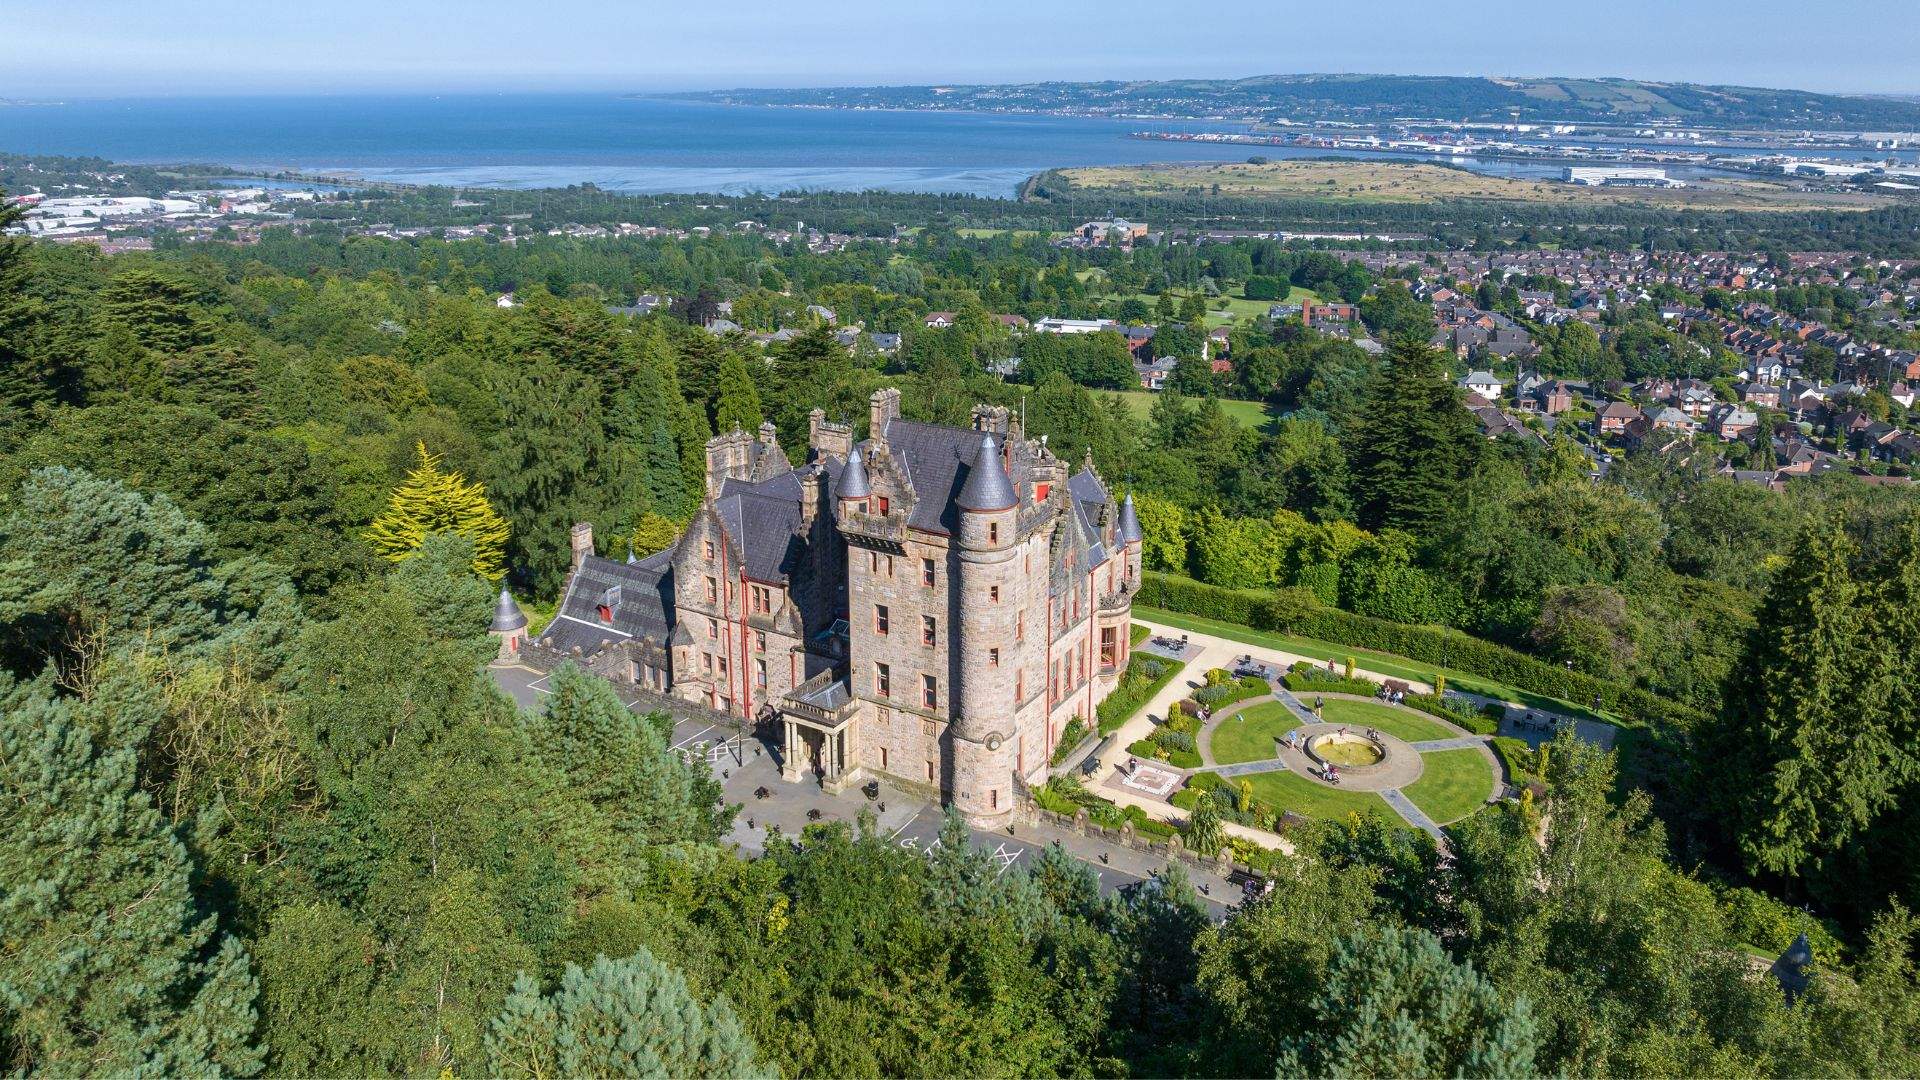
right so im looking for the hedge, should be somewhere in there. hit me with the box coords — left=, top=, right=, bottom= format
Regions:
left=1138, top=572, right=1706, bottom=732
left=1401, top=692, right=1497, bottom=735
left=1194, top=676, right=1271, bottom=708
left=1283, top=663, right=1378, bottom=697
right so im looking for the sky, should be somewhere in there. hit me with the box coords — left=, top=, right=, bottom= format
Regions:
left=6, top=0, right=1917, bottom=99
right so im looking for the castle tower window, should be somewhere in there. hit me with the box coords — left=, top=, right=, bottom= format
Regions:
left=988, top=647, right=1000, bottom=667
left=705, top=576, right=718, bottom=604
left=703, top=540, right=715, bottom=561
left=875, top=663, right=891, bottom=697
left=754, top=630, right=766, bottom=652
left=922, top=674, right=938, bottom=710
left=1034, top=481, right=1049, bottom=502
left=922, top=558, right=936, bottom=587
left=755, top=659, right=767, bottom=688
left=874, top=604, right=890, bottom=635
left=922, top=615, right=936, bottom=647
left=751, top=585, right=770, bottom=614
left=880, top=747, right=889, bottom=769
left=876, top=495, right=890, bottom=515
left=1101, top=627, right=1117, bottom=668
left=988, top=523, right=999, bottom=543
left=989, top=585, right=1000, bottom=603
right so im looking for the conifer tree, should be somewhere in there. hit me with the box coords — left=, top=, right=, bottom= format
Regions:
left=365, top=441, right=511, bottom=580
left=631, top=511, right=682, bottom=558
left=1345, top=336, right=1482, bottom=533
left=486, top=951, right=770, bottom=1080
left=1717, top=522, right=1896, bottom=875
left=712, top=351, right=764, bottom=435
left=521, top=666, right=730, bottom=847
left=0, top=670, right=264, bottom=1076
left=1273, top=925, right=1538, bottom=1079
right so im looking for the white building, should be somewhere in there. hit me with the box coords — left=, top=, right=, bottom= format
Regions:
left=1562, top=167, right=1682, bottom=188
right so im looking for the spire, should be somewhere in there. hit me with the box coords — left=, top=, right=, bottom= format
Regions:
left=1118, top=491, right=1143, bottom=543
left=490, top=588, right=527, bottom=633
left=838, top=446, right=871, bottom=500
left=956, top=432, right=1016, bottom=512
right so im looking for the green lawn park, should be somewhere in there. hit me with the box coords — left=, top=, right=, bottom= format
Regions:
left=1401, top=748, right=1499, bottom=825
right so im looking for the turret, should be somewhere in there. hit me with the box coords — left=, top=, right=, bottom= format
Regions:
left=489, top=588, right=528, bottom=660
left=837, top=445, right=871, bottom=508
left=1117, top=491, right=1143, bottom=585
left=952, top=432, right=1020, bottom=825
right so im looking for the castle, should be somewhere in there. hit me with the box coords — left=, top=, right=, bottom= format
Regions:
left=524, top=388, right=1140, bottom=825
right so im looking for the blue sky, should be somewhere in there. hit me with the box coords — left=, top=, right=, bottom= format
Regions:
left=7, top=0, right=1917, bottom=97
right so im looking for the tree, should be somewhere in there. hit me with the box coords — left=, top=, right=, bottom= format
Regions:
left=1132, top=491, right=1189, bottom=573
left=521, top=666, right=731, bottom=848
left=1184, top=790, right=1225, bottom=855
left=1273, top=925, right=1539, bottom=1079
left=712, top=351, right=764, bottom=434
left=1715, top=523, right=1898, bottom=875
left=487, top=951, right=770, bottom=1079
left=1345, top=337, right=1482, bottom=534
left=631, top=511, right=682, bottom=558
left=365, top=442, right=511, bottom=579
left=0, top=668, right=264, bottom=1077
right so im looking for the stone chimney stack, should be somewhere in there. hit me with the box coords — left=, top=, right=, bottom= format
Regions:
left=869, top=387, right=901, bottom=436
left=570, top=522, right=594, bottom=571
left=808, top=407, right=855, bottom=462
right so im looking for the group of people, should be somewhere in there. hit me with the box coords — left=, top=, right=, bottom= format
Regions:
left=1375, top=685, right=1408, bottom=704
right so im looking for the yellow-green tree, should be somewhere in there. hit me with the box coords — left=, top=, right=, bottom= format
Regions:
left=365, top=442, right=511, bottom=579
left=630, top=511, right=681, bottom=559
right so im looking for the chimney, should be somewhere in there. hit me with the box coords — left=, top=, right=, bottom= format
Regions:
left=570, top=522, right=594, bottom=571
left=869, top=387, right=900, bottom=436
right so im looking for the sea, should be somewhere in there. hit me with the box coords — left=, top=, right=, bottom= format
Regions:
left=0, top=93, right=1905, bottom=198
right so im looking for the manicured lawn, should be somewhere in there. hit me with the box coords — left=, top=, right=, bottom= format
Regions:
left=1402, top=748, right=1498, bottom=825
left=1138, top=606, right=1619, bottom=727
left=1317, top=699, right=1453, bottom=743
left=1210, top=701, right=1297, bottom=765
left=1242, top=769, right=1402, bottom=826
left=1108, top=390, right=1278, bottom=432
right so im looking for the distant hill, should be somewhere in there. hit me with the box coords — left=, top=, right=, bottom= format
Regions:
left=669, top=74, right=1920, bottom=130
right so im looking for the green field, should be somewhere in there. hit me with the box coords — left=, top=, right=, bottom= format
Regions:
left=1316, top=699, right=1454, bottom=742
left=1139, top=606, right=1619, bottom=727
left=1108, top=391, right=1278, bottom=432
left=1242, top=768, right=1401, bottom=825
left=1403, top=748, right=1498, bottom=825
left=1210, top=701, right=1296, bottom=765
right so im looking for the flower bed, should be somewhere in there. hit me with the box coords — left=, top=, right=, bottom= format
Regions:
left=1097, top=652, right=1186, bottom=736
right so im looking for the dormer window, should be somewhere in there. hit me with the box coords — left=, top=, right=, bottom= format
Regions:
left=597, top=586, right=621, bottom=623
left=875, top=495, right=890, bottom=515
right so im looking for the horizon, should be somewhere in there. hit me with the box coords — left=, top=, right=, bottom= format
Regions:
left=7, top=0, right=1917, bottom=98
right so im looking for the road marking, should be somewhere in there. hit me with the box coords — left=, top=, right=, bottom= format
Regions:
left=671, top=724, right=715, bottom=749
left=990, top=843, right=1022, bottom=875
left=886, top=807, right=924, bottom=841
left=526, top=674, right=552, bottom=695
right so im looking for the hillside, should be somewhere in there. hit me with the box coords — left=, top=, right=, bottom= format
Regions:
left=668, top=73, right=1920, bottom=130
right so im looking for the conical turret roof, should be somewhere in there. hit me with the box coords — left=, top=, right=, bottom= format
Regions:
left=1118, top=491, right=1143, bottom=543
left=490, top=588, right=528, bottom=633
left=956, top=432, right=1017, bottom=512
left=838, top=446, right=871, bottom=499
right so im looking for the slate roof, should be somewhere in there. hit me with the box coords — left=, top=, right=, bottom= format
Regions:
left=878, top=419, right=1034, bottom=534
left=956, top=432, right=1017, bottom=512
left=713, top=488, right=806, bottom=583
left=540, top=550, right=675, bottom=653
left=490, top=588, right=527, bottom=633
left=1117, top=493, right=1142, bottom=543
left=837, top=446, right=871, bottom=499
left=1770, top=933, right=1813, bottom=1003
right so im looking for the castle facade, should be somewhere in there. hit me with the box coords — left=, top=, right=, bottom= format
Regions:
left=531, top=388, right=1140, bottom=824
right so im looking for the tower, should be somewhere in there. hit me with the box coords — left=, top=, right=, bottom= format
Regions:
left=489, top=587, right=528, bottom=660
left=951, top=431, right=1020, bottom=824
left=1117, top=491, right=1144, bottom=587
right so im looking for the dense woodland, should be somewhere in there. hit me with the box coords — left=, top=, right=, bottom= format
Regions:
left=6, top=185, right=1920, bottom=1076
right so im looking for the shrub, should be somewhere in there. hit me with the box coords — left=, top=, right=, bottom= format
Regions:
left=1716, top=883, right=1845, bottom=959
left=1150, top=728, right=1196, bottom=754
left=1282, top=662, right=1376, bottom=697
left=1401, top=692, right=1496, bottom=735
left=1049, top=717, right=1090, bottom=766
left=1163, top=710, right=1199, bottom=735
left=1127, top=737, right=1164, bottom=762
left=1204, top=667, right=1232, bottom=687
left=1491, top=737, right=1536, bottom=784
left=1170, top=787, right=1202, bottom=810
left=1138, top=571, right=1705, bottom=732
left=1165, top=749, right=1202, bottom=769
left=1194, top=676, right=1271, bottom=708
left=1098, top=652, right=1186, bottom=735
left=1187, top=771, right=1224, bottom=792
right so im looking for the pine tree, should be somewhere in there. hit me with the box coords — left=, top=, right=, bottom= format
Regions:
left=0, top=670, right=264, bottom=1076
left=365, top=441, right=511, bottom=580
left=1273, top=925, right=1538, bottom=1079
left=712, top=351, right=764, bottom=435
left=1717, top=523, right=1896, bottom=876
left=1345, top=336, right=1483, bottom=533
left=486, top=951, right=770, bottom=1079
left=485, top=358, right=615, bottom=594
left=521, top=666, right=730, bottom=847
